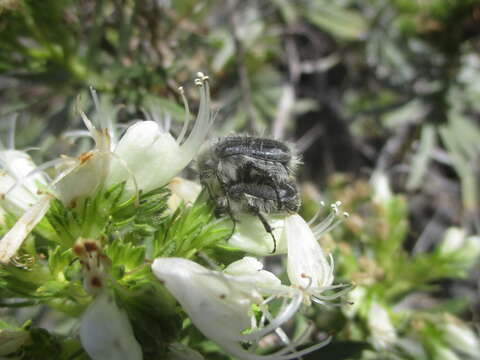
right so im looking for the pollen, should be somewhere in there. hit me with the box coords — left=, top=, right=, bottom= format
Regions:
left=78, top=151, right=94, bottom=164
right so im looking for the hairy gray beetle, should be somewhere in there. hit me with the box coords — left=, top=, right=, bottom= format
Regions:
left=197, top=135, right=301, bottom=253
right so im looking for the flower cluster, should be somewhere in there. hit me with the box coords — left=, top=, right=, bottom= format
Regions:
left=0, top=74, right=350, bottom=360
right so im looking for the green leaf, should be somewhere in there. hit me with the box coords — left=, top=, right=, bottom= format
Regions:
left=48, top=247, right=74, bottom=278
left=106, top=241, right=145, bottom=273
left=407, top=124, right=437, bottom=190
left=153, top=196, right=231, bottom=259
left=303, top=2, right=367, bottom=40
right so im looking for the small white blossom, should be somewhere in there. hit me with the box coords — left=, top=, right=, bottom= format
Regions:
left=57, top=73, right=213, bottom=205
left=342, top=286, right=366, bottom=319
left=0, top=149, right=48, bottom=216
left=367, top=302, right=397, bottom=350
left=441, top=316, right=480, bottom=357
left=370, top=171, right=392, bottom=204
left=152, top=257, right=330, bottom=360
left=106, top=73, right=213, bottom=199
left=284, top=204, right=348, bottom=304
left=439, top=227, right=480, bottom=256
left=80, top=291, right=142, bottom=360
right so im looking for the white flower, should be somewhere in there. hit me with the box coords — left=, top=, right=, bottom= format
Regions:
left=105, top=73, right=213, bottom=199
left=152, top=257, right=330, bottom=360
left=342, top=286, right=366, bottom=319
left=439, top=227, right=468, bottom=254
left=80, top=291, right=143, bottom=360
left=439, top=227, right=480, bottom=255
left=283, top=204, right=349, bottom=304
left=370, top=171, right=392, bottom=204
left=367, top=302, right=397, bottom=350
left=56, top=73, right=213, bottom=205
left=441, top=316, right=480, bottom=357
left=228, top=214, right=287, bottom=255
left=0, top=149, right=48, bottom=216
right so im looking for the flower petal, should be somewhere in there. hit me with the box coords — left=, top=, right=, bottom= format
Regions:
left=0, top=194, right=51, bottom=264
left=80, top=292, right=142, bottom=360
left=285, top=214, right=333, bottom=290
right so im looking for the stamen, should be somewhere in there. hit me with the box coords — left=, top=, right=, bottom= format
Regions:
left=238, top=290, right=302, bottom=342
left=89, top=86, right=101, bottom=114
left=176, top=86, right=191, bottom=145
left=307, top=207, right=322, bottom=225
left=312, top=201, right=348, bottom=238
left=300, top=273, right=313, bottom=291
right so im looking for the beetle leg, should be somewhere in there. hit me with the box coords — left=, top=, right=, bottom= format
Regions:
left=249, top=206, right=277, bottom=254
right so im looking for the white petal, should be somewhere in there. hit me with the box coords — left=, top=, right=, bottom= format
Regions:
left=55, top=151, right=110, bottom=206
left=0, top=150, right=47, bottom=215
left=439, top=227, right=466, bottom=254
left=224, top=256, right=283, bottom=293
left=152, top=257, right=252, bottom=340
left=442, top=319, right=480, bottom=356
left=107, top=121, right=182, bottom=197
left=0, top=194, right=51, bottom=264
left=285, top=214, right=333, bottom=290
left=151, top=257, right=309, bottom=360
left=367, top=302, right=397, bottom=350
left=80, top=292, right=142, bottom=360
left=167, top=177, right=201, bottom=210
left=0, top=150, right=47, bottom=191
left=370, top=171, right=392, bottom=204
left=342, top=286, right=366, bottom=319
left=224, top=256, right=264, bottom=275
left=228, top=214, right=287, bottom=256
